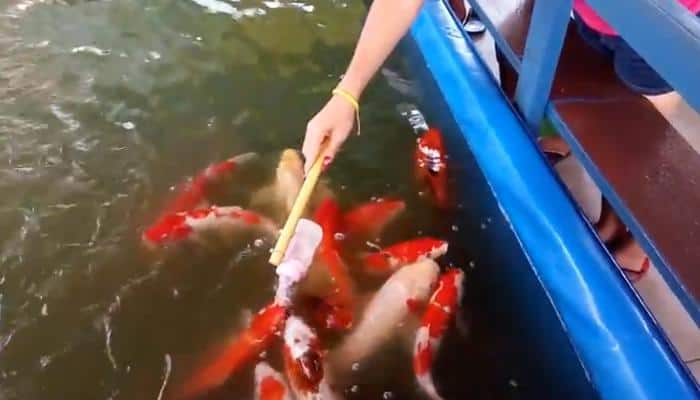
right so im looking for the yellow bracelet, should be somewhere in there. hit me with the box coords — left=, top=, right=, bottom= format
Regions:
left=332, top=87, right=361, bottom=136
left=332, top=88, right=359, bottom=111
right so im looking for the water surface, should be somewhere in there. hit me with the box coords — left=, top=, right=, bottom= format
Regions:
left=0, top=0, right=467, bottom=398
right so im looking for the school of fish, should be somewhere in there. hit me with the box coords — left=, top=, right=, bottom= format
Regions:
left=141, top=127, right=463, bottom=399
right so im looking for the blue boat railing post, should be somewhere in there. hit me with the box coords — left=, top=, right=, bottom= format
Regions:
left=514, top=0, right=572, bottom=133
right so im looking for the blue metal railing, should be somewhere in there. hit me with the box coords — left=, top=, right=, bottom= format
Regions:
left=403, top=1, right=700, bottom=395
left=465, top=0, right=700, bottom=325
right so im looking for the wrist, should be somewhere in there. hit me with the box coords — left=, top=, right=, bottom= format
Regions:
left=337, top=74, right=365, bottom=101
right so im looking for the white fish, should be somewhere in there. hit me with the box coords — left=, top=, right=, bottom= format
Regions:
left=250, top=149, right=304, bottom=223
left=329, top=259, right=440, bottom=376
left=282, top=316, right=340, bottom=400
left=250, top=149, right=333, bottom=223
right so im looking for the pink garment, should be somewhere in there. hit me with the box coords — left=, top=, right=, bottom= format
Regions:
left=573, top=0, right=700, bottom=36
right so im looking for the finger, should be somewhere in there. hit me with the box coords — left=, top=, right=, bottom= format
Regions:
left=302, top=126, right=326, bottom=174
left=320, top=128, right=347, bottom=171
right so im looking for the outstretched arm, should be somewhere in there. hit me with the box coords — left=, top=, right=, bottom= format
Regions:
left=302, top=0, right=425, bottom=172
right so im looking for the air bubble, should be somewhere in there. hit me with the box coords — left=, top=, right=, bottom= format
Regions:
left=469, top=261, right=476, bottom=269
left=254, top=238, right=264, bottom=247
left=451, top=225, right=459, bottom=232
left=351, top=362, right=360, bottom=371
left=172, top=288, right=179, bottom=298
left=383, top=391, right=394, bottom=399
left=39, top=356, right=51, bottom=369
left=41, top=304, right=48, bottom=316
left=333, top=232, right=345, bottom=241
left=350, top=385, right=359, bottom=393
left=480, top=223, right=487, bottom=230
left=121, top=121, right=135, bottom=130
left=508, top=379, right=518, bottom=388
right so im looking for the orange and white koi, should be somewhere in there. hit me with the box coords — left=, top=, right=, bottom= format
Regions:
left=330, top=259, right=440, bottom=375
left=160, top=152, right=258, bottom=216
left=414, top=268, right=464, bottom=400
left=282, top=316, right=338, bottom=400
left=362, top=237, right=448, bottom=274
left=415, top=128, right=450, bottom=209
left=177, top=303, right=288, bottom=399
left=254, top=362, right=292, bottom=400
left=342, top=198, right=406, bottom=241
left=310, top=198, right=356, bottom=331
left=142, top=206, right=277, bottom=250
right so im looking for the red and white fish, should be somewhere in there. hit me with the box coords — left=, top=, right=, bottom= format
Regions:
left=160, top=152, right=258, bottom=216
left=342, top=198, right=406, bottom=241
left=177, top=303, right=288, bottom=399
left=315, top=197, right=345, bottom=252
left=310, top=198, right=356, bottom=331
left=329, top=259, right=440, bottom=376
left=254, top=362, right=292, bottom=400
left=362, top=237, right=448, bottom=275
left=415, top=128, right=450, bottom=209
left=142, top=206, right=277, bottom=250
left=282, top=316, right=338, bottom=400
left=414, top=268, right=464, bottom=400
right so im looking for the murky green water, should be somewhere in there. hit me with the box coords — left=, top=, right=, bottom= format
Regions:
left=0, top=1, right=473, bottom=399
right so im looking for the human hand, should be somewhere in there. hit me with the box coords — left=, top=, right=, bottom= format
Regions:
left=302, top=94, right=357, bottom=174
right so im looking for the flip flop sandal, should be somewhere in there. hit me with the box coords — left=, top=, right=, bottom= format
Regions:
left=464, top=7, right=487, bottom=35
left=613, top=236, right=651, bottom=282
left=622, top=257, right=651, bottom=283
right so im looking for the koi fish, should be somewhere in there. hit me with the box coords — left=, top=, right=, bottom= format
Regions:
left=282, top=316, right=338, bottom=400
left=312, top=249, right=356, bottom=331
left=249, top=149, right=305, bottom=223
left=415, top=128, right=450, bottom=209
left=342, top=198, right=406, bottom=241
left=142, top=206, right=277, bottom=250
left=362, top=238, right=448, bottom=274
left=315, top=197, right=344, bottom=252
left=177, top=303, right=288, bottom=399
left=414, top=268, right=464, bottom=400
left=329, top=259, right=440, bottom=376
left=160, top=152, right=258, bottom=216
left=308, top=198, right=356, bottom=331
left=254, top=362, right=292, bottom=400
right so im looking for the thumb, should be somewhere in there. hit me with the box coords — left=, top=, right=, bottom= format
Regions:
left=302, top=127, right=327, bottom=174
left=320, top=129, right=346, bottom=171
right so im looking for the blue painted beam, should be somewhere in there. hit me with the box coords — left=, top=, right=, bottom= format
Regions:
left=407, top=0, right=699, bottom=397
left=514, top=0, right=572, bottom=132
left=585, top=0, right=700, bottom=113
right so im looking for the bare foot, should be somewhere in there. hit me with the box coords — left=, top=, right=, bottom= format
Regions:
left=595, top=202, right=626, bottom=244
